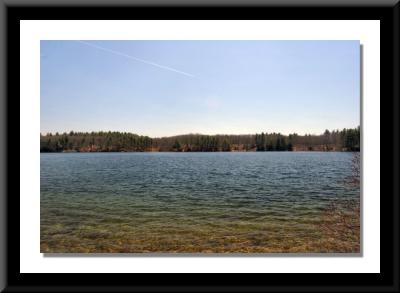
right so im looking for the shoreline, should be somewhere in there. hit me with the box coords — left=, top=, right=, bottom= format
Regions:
left=40, top=150, right=361, bottom=153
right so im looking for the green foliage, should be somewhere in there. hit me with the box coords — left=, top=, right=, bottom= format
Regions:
left=40, top=127, right=360, bottom=152
left=172, top=140, right=182, bottom=151
left=221, top=139, right=231, bottom=152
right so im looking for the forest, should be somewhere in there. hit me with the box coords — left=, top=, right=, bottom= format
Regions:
left=40, top=127, right=360, bottom=152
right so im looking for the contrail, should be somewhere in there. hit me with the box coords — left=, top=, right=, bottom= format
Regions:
left=76, top=40, right=195, bottom=77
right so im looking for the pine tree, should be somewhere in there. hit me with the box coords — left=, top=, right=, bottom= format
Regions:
left=173, top=140, right=181, bottom=151
left=261, top=132, right=266, bottom=151
left=222, top=139, right=230, bottom=151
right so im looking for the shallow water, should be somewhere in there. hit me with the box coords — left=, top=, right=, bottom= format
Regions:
left=40, top=152, right=360, bottom=253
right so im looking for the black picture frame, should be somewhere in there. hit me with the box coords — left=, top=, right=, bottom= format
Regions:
left=1, top=1, right=399, bottom=292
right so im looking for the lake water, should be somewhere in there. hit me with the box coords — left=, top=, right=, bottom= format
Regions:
left=40, top=152, right=360, bottom=253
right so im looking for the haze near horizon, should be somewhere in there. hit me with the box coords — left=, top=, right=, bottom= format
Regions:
left=41, top=40, right=360, bottom=137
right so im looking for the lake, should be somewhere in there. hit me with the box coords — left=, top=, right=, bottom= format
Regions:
left=40, top=152, right=360, bottom=253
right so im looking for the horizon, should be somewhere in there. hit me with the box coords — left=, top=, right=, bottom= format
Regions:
left=41, top=40, right=360, bottom=136
left=40, top=125, right=360, bottom=138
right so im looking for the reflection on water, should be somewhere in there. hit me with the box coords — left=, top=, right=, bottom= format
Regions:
left=40, top=152, right=360, bottom=253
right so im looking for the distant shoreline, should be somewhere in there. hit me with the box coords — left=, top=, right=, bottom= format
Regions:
left=41, top=150, right=360, bottom=153
left=40, top=128, right=360, bottom=153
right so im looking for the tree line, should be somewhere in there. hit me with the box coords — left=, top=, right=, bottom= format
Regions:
left=40, top=127, right=360, bottom=153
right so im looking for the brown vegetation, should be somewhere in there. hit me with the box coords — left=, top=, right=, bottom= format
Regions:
left=40, top=127, right=360, bottom=153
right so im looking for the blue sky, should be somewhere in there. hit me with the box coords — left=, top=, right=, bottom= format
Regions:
left=41, top=40, right=360, bottom=137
